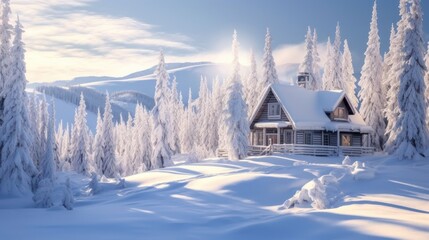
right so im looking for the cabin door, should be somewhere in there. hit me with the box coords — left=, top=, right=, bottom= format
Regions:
left=266, top=134, right=278, bottom=145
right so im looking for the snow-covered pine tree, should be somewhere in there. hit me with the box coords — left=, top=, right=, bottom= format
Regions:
left=331, top=23, right=343, bottom=90
left=358, top=1, right=385, bottom=151
left=119, top=112, right=133, bottom=175
left=151, top=51, right=174, bottom=168
left=342, top=40, right=358, bottom=109
left=385, top=0, right=412, bottom=153
left=129, top=104, right=152, bottom=174
left=114, top=114, right=126, bottom=175
left=56, top=119, right=63, bottom=161
left=100, top=93, right=117, bottom=178
left=36, top=94, right=48, bottom=169
left=196, top=76, right=211, bottom=157
left=299, top=26, right=316, bottom=90
left=382, top=24, right=396, bottom=104
left=180, top=89, right=195, bottom=153
left=206, top=82, right=220, bottom=155
left=50, top=101, right=60, bottom=170
left=0, top=0, right=13, bottom=127
left=60, top=123, right=71, bottom=170
left=70, top=93, right=90, bottom=175
left=39, top=103, right=56, bottom=182
left=260, top=28, right=278, bottom=89
left=141, top=107, right=152, bottom=170
left=322, top=37, right=333, bottom=90
left=221, top=30, right=249, bottom=160
left=209, top=78, right=223, bottom=151
left=28, top=92, right=39, bottom=166
left=128, top=105, right=143, bottom=175
left=425, top=42, right=429, bottom=126
left=92, top=108, right=103, bottom=175
left=312, top=29, right=322, bottom=90
left=391, top=0, right=428, bottom=160
left=0, top=17, right=37, bottom=195
left=168, top=76, right=181, bottom=154
left=244, top=49, right=259, bottom=116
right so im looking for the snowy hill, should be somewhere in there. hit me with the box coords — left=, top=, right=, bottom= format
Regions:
left=27, top=61, right=300, bottom=129
left=27, top=62, right=226, bottom=101
left=27, top=62, right=228, bottom=130
left=1, top=154, right=428, bottom=239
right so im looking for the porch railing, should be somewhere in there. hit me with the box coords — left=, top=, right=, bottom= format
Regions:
left=217, top=144, right=375, bottom=158
left=271, top=144, right=338, bottom=156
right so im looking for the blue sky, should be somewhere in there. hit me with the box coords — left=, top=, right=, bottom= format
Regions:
left=11, top=0, right=429, bottom=82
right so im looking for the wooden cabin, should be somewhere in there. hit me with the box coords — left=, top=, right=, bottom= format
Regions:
left=248, top=83, right=374, bottom=156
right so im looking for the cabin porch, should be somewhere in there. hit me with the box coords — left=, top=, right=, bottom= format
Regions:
left=248, top=126, right=374, bottom=157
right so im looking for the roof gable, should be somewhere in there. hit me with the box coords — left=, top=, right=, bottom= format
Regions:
left=264, top=83, right=372, bottom=132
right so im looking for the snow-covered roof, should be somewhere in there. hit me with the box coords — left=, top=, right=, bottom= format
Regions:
left=254, top=121, right=292, bottom=128
left=252, top=83, right=372, bottom=133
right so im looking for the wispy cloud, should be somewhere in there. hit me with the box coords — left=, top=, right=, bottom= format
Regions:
left=12, top=0, right=196, bottom=82
left=11, top=0, right=329, bottom=83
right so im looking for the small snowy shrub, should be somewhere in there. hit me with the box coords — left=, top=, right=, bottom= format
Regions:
left=33, top=179, right=54, bottom=208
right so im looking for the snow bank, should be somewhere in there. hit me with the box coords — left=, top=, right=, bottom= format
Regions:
left=282, top=173, right=338, bottom=210
left=283, top=157, right=376, bottom=210
left=350, top=161, right=375, bottom=180
left=83, top=174, right=127, bottom=196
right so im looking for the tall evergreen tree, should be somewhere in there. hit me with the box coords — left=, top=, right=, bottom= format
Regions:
left=312, top=29, right=322, bottom=90
left=0, top=18, right=37, bottom=194
left=36, top=94, right=48, bottom=169
left=151, top=51, right=173, bottom=168
left=425, top=42, right=429, bottom=126
left=100, top=93, right=116, bottom=177
left=92, top=108, right=103, bottom=175
left=331, top=23, right=343, bottom=90
left=196, top=77, right=211, bottom=156
left=39, top=103, right=56, bottom=182
left=382, top=24, right=396, bottom=104
left=28, top=92, right=39, bottom=166
left=244, top=49, right=259, bottom=116
left=391, top=0, right=428, bottom=160
left=60, top=123, right=71, bottom=170
left=130, top=104, right=152, bottom=174
left=0, top=0, right=13, bottom=127
left=206, top=82, right=220, bottom=155
left=260, top=28, right=278, bottom=89
left=70, top=93, right=90, bottom=175
left=221, top=30, right=249, bottom=160
left=180, top=89, right=195, bottom=154
left=385, top=0, right=413, bottom=153
left=342, top=40, right=358, bottom=109
left=299, top=26, right=317, bottom=90
left=322, top=37, right=333, bottom=90
left=358, top=1, right=385, bottom=151
left=168, top=76, right=181, bottom=154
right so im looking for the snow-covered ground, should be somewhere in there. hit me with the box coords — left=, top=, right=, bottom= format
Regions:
left=1, top=154, right=428, bottom=240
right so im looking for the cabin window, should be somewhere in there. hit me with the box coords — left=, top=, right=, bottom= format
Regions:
left=341, top=134, right=352, bottom=146
left=323, top=133, right=331, bottom=146
left=333, top=107, right=348, bottom=120
left=268, top=103, right=281, bottom=119
left=304, top=132, right=312, bottom=145
left=284, top=130, right=293, bottom=144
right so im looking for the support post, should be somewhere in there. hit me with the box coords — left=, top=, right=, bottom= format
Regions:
left=337, top=130, right=341, bottom=156
left=263, top=128, right=266, bottom=146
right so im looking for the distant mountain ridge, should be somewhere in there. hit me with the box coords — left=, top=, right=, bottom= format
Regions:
left=27, top=62, right=212, bottom=89
left=28, top=61, right=300, bottom=130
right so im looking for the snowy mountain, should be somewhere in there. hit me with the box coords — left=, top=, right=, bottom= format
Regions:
left=28, top=61, right=300, bottom=130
